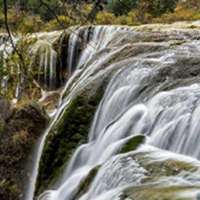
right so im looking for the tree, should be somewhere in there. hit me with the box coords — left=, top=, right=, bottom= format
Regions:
left=180, top=0, right=200, bottom=10
left=151, top=0, right=178, bottom=16
left=107, top=0, right=138, bottom=16
left=136, top=0, right=177, bottom=18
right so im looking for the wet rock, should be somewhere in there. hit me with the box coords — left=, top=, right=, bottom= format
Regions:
left=39, top=91, right=61, bottom=112
left=8, top=102, right=49, bottom=137
left=72, top=165, right=100, bottom=200
left=120, top=135, right=146, bottom=154
left=120, top=146, right=200, bottom=200
left=35, top=87, right=105, bottom=196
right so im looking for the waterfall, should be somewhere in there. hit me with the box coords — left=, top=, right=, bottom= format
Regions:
left=31, top=39, right=58, bottom=89
left=26, top=26, right=131, bottom=200
left=26, top=24, right=200, bottom=200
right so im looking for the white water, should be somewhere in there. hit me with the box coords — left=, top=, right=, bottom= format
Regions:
left=25, top=25, right=200, bottom=200
left=26, top=26, right=132, bottom=200
left=31, top=39, right=58, bottom=89
left=40, top=74, right=200, bottom=200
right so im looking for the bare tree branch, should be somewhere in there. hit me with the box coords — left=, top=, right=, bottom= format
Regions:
left=39, top=0, right=97, bottom=50
left=3, top=0, right=25, bottom=69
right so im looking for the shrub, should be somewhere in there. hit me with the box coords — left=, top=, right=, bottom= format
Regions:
left=17, top=15, right=44, bottom=33
left=107, top=0, right=138, bottom=16
left=95, top=11, right=117, bottom=24
left=45, top=15, right=73, bottom=31
left=150, top=0, right=178, bottom=17
left=153, top=4, right=200, bottom=23
left=125, top=11, right=140, bottom=25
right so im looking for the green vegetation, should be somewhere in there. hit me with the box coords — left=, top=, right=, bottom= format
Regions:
left=0, top=0, right=200, bottom=34
left=0, top=36, right=42, bottom=101
left=35, top=85, right=105, bottom=196
left=73, top=165, right=100, bottom=200
left=0, top=101, right=49, bottom=200
left=120, top=135, right=146, bottom=154
left=107, top=0, right=138, bottom=16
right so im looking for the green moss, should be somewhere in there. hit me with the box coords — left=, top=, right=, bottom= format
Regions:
left=35, top=86, right=105, bottom=196
left=73, top=165, right=100, bottom=200
left=120, top=135, right=146, bottom=154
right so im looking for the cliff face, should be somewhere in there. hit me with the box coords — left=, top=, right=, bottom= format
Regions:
left=0, top=100, right=49, bottom=200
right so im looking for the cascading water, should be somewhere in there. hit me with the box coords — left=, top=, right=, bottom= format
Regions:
left=31, top=39, right=58, bottom=89
left=26, top=26, right=133, bottom=200
left=25, top=23, right=200, bottom=200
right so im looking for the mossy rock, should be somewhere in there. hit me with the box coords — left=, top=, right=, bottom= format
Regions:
left=122, top=184, right=200, bottom=200
left=0, top=101, right=49, bottom=200
left=120, top=135, right=146, bottom=154
left=9, top=102, right=50, bottom=137
left=72, top=165, right=100, bottom=200
left=116, top=147, right=200, bottom=200
left=35, top=85, right=105, bottom=196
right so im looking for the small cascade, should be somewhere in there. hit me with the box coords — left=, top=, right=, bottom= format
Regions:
left=79, top=154, right=147, bottom=200
left=31, top=40, right=59, bottom=89
left=29, top=26, right=124, bottom=89
left=1, top=26, right=131, bottom=96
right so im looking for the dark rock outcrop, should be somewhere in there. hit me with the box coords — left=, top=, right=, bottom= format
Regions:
left=0, top=98, right=12, bottom=121
left=0, top=102, right=49, bottom=200
left=35, top=86, right=105, bottom=196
